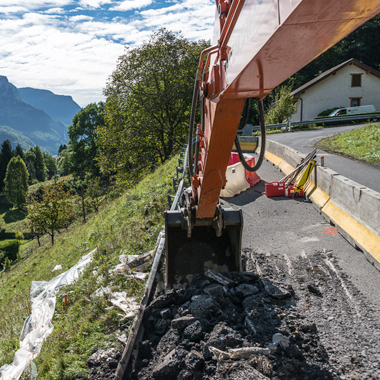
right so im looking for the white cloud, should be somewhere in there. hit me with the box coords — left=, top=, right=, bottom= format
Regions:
left=21, top=12, right=61, bottom=27
left=0, top=6, right=28, bottom=14
left=139, top=2, right=182, bottom=16
left=0, top=0, right=215, bottom=105
left=110, top=0, right=152, bottom=12
left=79, top=0, right=113, bottom=9
left=44, top=7, right=65, bottom=14
left=70, top=14, right=94, bottom=22
left=138, top=0, right=215, bottom=40
left=0, top=14, right=124, bottom=105
left=0, top=1, right=72, bottom=10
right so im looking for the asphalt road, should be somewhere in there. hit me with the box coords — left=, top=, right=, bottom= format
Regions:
left=267, top=124, right=380, bottom=193
left=224, top=159, right=380, bottom=378
left=225, top=159, right=380, bottom=309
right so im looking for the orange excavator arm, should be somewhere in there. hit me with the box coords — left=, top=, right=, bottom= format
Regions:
left=196, top=0, right=380, bottom=218
left=165, top=0, right=380, bottom=286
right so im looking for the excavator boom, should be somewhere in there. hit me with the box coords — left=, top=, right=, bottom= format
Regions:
left=165, top=0, right=380, bottom=286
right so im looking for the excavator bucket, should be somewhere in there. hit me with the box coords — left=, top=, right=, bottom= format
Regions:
left=164, top=207, right=243, bottom=287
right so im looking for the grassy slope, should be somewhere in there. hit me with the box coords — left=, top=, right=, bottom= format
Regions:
left=0, top=155, right=178, bottom=379
left=0, top=195, right=27, bottom=231
left=316, top=123, right=380, bottom=165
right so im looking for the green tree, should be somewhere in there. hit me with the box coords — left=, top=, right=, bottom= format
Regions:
left=100, top=29, right=209, bottom=184
left=69, top=103, right=104, bottom=179
left=27, top=183, right=74, bottom=245
left=43, top=151, right=57, bottom=180
left=27, top=186, right=45, bottom=246
left=85, top=177, right=104, bottom=213
left=265, top=84, right=296, bottom=124
left=34, top=146, right=45, bottom=182
left=25, top=148, right=37, bottom=184
left=13, top=144, right=25, bottom=161
left=0, top=140, right=13, bottom=192
left=69, top=177, right=88, bottom=223
left=4, top=156, right=29, bottom=209
left=57, top=148, right=74, bottom=176
left=58, top=144, right=67, bottom=154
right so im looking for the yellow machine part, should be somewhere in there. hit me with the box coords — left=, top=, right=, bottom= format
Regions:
left=294, top=160, right=316, bottom=193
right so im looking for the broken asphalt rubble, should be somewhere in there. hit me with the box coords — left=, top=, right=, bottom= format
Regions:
left=131, top=269, right=333, bottom=379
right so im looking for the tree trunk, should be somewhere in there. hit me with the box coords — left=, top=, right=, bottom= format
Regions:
left=82, top=195, right=86, bottom=222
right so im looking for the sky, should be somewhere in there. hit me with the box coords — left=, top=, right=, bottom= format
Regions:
left=0, top=0, right=216, bottom=106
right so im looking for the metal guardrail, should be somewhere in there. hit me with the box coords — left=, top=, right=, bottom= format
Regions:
left=252, top=113, right=380, bottom=130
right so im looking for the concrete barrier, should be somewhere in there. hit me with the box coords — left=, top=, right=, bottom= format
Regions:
left=310, top=166, right=338, bottom=197
left=221, top=162, right=250, bottom=198
left=265, top=139, right=380, bottom=270
left=266, top=140, right=303, bottom=168
left=221, top=153, right=261, bottom=198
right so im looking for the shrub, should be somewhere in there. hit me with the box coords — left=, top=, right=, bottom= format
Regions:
left=0, top=240, right=20, bottom=267
left=265, top=84, right=296, bottom=124
left=2, top=257, right=11, bottom=271
left=0, top=230, right=16, bottom=240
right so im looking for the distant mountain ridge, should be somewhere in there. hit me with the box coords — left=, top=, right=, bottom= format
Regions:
left=0, top=76, right=81, bottom=154
left=19, top=87, right=80, bottom=127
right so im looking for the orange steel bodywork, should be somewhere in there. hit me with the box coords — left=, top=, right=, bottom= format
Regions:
left=195, top=0, right=380, bottom=219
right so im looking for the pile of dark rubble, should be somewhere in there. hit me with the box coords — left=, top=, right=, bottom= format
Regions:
left=88, top=347, right=121, bottom=380
left=130, top=270, right=333, bottom=379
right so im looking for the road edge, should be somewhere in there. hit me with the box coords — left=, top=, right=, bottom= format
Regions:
left=264, top=140, right=380, bottom=271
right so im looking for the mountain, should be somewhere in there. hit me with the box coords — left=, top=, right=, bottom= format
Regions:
left=18, top=88, right=80, bottom=126
left=0, top=125, right=34, bottom=151
left=0, top=76, right=80, bottom=155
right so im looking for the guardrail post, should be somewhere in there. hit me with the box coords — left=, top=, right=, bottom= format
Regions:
left=172, top=177, right=178, bottom=191
left=176, top=166, right=184, bottom=179
left=167, top=195, right=175, bottom=208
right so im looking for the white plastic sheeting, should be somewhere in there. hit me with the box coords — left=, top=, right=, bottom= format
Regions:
left=91, top=253, right=146, bottom=320
left=113, top=254, right=139, bottom=274
left=91, top=286, right=140, bottom=319
left=0, top=250, right=95, bottom=380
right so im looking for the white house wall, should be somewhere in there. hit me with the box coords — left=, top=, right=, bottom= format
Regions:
left=290, top=64, right=380, bottom=122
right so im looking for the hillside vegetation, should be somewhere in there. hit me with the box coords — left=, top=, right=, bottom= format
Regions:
left=0, top=155, right=178, bottom=378
left=0, top=30, right=200, bottom=379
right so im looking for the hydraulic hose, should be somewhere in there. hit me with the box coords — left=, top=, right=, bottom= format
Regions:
left=187, top=45, right=218, bottom=178
left=235, top=99, right=266, bottom=172
left=187, top=76, right=200, bottom=177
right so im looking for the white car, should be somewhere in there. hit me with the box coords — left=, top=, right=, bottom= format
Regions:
left=329, top=105, right=376, bottom=116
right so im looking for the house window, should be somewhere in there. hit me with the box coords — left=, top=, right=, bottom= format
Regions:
left=350, top=98, right=361, bottom=107
left=351, top=74, right=362, bottom=87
